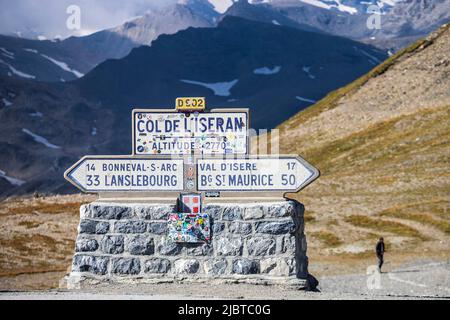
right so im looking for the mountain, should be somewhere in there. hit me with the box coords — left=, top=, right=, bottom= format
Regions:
left=76, top=16, right=386, bottom=130
left=0, top=1, right=217, bottom=82
left=0, top=35, right=90, bottom=82
left=272, top=22, right=450, bottom=256
left=224, top=0, right=450, bottom=51
left=61, top=2, right=217, bottom=63
left=218, top=0, right=323, bottom=33
left=0, top=16, right=387, bottom=197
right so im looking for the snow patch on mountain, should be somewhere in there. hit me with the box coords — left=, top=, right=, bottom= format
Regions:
left=2, top=98, right=13, bottom=107
left=300, top=0, right=358, bottom=14
left=40, top=54, right=84, bottom=78
left=24, top=48, right=39, bottom=54
left=354, top=46, right=382, bottom=65
left=0, top=47, right=14, bottom=56
left=254, top=66, right=281, bottom=75
left=29, top=111, right=43, bottom=118
left=0, top=59, right=36, bottom=79
left=180, top=79, right=239, bottom=96
left=0, top=170, right=25, bottom=186
left=0, top=47, right=15, bottom=59
left=208, top=0, right=234, bottom=13
left=302, top=66, right=316, bottom=79
left=296, top=96, right=317, bottom=103
left=22, top=129, right=61, bottom=149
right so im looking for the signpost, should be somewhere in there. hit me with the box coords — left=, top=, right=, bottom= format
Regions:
left=197, top=156, right=319, bottom=193
left=132, top=109, right=249, bottom=156
left=64, top=97, right=320, bottom=200
left=64, top=156, right=184, bottom=192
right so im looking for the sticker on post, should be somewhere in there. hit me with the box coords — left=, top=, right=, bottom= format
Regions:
left=167, top=213, right=210, bottom=243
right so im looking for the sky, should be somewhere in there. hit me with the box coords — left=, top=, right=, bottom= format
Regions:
left=0, top=0, right=178, bottom=39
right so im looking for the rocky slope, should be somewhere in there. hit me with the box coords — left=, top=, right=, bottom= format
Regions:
left=225, top=0, right=450, bottom=51
left=272, top=23, right=450, bottom=259
left=0, top=1, right=217, bottom=82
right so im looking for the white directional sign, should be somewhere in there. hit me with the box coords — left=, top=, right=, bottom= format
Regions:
left=133, top=109, right=249, bottom=156
left=64, top=157, right=184, bottom=192
left=197, top=156, right=319, bottom=193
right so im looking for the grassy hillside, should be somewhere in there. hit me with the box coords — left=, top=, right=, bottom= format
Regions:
left=273, top=23, right=450, bottom=271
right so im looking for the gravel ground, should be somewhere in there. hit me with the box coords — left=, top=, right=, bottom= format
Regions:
left=1, top=259, right=448, bottom=300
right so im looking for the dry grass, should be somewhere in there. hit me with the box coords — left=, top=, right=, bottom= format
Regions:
left=2, top=201, right=82, bottom=216
left=379, top=210, right=450, bottom=235
left=0, top=195, right=90, bottom=284
left=310, top=231, right=342, bottom=247
left=286, top=106, right=450, bottom=175
left=344, top=215, right=426, bottom=240
left=304, top=211, right=316, bottom=223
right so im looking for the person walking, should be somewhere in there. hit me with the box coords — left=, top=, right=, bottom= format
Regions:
left=376, top=237, right=385, bottom=272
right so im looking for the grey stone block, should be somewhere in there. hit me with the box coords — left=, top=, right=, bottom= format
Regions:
left=202, top=205, right=222, bottom=219
left=87, top=204, right=133, bottom=220
left=112, top=258, right=141, bottom=275
left=222, top=206, right=243, bottom=220
left=247, top=237, right=276, bottom=256
left=215, top=237, right=243, bottom=256
left=114, top=221, right=147, bottom=234
left=255, top=220, right=295, bottom=235
left=204, top=259, right=228, bottom=275
left=173, top=259, right=200, bottom=274
left=243, top=205, right=265, bottom=220
left=148, top=222, right=167, bottom=235
left=135, top=205, right=176, bottom=220
left=75, top=237, right=99, bottom=252
left=232, top=259, right=260, bottom=275
left=158, top=240, right=182, bottom=256
left=101, top=235, right=124, bottom=254
left=128, top=235, right=155, bottom=255
left=186, top=243, right=213, bottom=256
left=212, top=221, right=225, bottom=235
left=267, top=202, right=295, bottom=218
left=229, top=222, right=252, bottom=235
left=281, top=235, right=297, bottom=254
left=72, top=255, right=109, bottom=275
left=144, top=258, right=171, bottom=274
left=260, top=258, right=295, bottom=276
left=79, top=220, right=109, bottom=234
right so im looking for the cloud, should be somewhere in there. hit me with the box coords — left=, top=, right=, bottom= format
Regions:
left=0, top=0, right=176, bottom=39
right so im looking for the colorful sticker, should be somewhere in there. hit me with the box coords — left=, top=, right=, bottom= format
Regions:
left=167, top=213, right=210, bottom=243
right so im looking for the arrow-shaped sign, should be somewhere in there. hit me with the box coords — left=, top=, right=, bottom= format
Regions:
left=197, top=156, right=319, bottom=193
left=64, top=156, right=185, bottom=193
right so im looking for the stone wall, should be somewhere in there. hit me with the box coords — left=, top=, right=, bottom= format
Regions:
left=67, top=200, right=309, bottom=289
